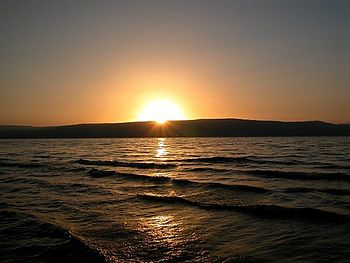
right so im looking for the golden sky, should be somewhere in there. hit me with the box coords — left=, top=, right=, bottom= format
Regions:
left=1, top=1, right=349, bottom=125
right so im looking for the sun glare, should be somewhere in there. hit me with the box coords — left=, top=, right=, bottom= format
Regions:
left=139, top=100, right=185, bottom=124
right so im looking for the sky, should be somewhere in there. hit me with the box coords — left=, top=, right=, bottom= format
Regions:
left=1, top=0, right=349, bottom=125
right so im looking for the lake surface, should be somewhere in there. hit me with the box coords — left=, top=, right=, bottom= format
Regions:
left=1, top=137, right=350, bottom=262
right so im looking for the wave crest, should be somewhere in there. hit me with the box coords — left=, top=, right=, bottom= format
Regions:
left=87, top=169, right=269, bottom=193
left=76, top=159, right=176, bottom=169
left=138, top=194, right=350, bottom=223
left=244, top=170, right=350, bottom=182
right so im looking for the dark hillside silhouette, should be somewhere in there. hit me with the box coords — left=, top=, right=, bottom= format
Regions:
left=0, top=119, right=349, bottom=138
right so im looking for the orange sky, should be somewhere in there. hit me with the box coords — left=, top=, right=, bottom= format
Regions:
left=1, top=1, right=349, bottom=125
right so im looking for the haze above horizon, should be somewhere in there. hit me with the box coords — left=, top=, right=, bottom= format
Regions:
left=1, top=0, right=349, bottom=125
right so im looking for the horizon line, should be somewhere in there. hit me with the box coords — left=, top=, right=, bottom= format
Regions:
left=1, top=118, right=349, bottom=128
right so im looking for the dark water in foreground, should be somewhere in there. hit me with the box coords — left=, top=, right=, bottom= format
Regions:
left=0, top=137, right=350, bottom=262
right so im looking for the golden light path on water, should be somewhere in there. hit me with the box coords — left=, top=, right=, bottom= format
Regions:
left=156, top=138, right=167, bottom=159
left=133, top=138, right=191, bottom=259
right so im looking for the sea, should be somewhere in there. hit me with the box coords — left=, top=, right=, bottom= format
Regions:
left=0, top=137, right=350, bottom=263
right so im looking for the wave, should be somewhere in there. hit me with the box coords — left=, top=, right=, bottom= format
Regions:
left=242, top=170, right=350, bottom=182
left=67, top=167, right=89, bottom=172
left=0, top=209, right=106, bottom=263
left=76, top=158, right=176, bottom=169
left=184, top=167, right=231, bottom=173
left=185, top=166, right=350, bottom=183
left=178, top=156, right=304, bottom=166
left=315, top=163, right=350, bottom=170
left=284, top=187, right=350, bottom=196
left=88, top=168, right=171, bottom=182
left=177, top=156, right=350, bottom=170
left=87, top=169, right=269, bottom=193
left=182, top=164, right=350, bottom=182
left=1, top=175, right=108, bottom=196
left=88, top=168, right=118, bottom=177
left=173, top=179, right=269, bottom=193
left=180, top=156, right=251, bottom=163
left=49, top=181, right=108, bottom=195
left=32, top=154, right=51, bottom=158
left=0, top=161, right=45, bottom=169
left=0, top=201, right=10, bottom=209
left=138, top=194, right=350, bottom=223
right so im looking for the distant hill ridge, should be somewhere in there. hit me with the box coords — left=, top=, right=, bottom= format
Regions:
left=0, top=119, right=349, bottom=138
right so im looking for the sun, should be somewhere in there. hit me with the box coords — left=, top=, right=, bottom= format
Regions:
left=138, top=100, right=185, bottom=124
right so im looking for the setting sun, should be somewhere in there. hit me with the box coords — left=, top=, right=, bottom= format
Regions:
left=138, top=100, right=186, bottom=124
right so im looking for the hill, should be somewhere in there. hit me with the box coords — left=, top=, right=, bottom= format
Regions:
left=0, top=119, right=349, bottom=138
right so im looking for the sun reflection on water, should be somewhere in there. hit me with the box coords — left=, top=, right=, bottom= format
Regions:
left=140, top=214, right=184, bottom=246
left=156, top=138, right=167, bottom=158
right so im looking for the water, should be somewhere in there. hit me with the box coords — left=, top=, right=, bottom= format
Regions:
left=0, top=137, right=350, bottom=262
